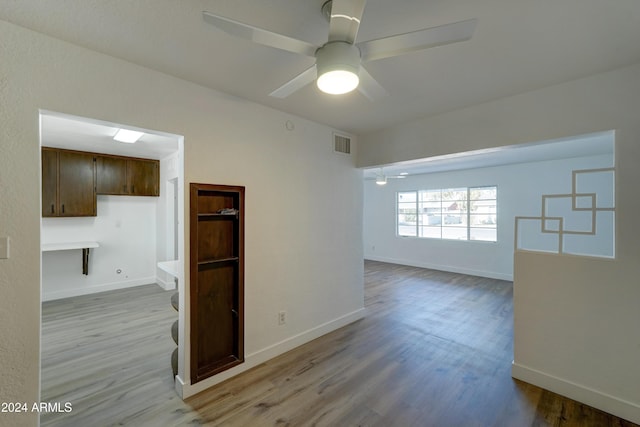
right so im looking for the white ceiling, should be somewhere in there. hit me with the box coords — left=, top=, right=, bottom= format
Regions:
left=2, top=0, right=640, bottom=135
left=40, top=112, right=180, bottom=160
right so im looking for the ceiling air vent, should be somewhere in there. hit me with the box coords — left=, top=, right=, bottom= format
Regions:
left=333, top=133, right=351, bottom=154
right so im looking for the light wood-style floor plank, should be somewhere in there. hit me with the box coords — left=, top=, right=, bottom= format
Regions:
left=41, top=262, right=639, bottom=426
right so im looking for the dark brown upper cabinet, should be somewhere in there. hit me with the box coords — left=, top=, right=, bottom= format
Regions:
left=96, top=155, right=127, bottom=195
left=96, top=155, right=159, bottom=197
left=42, top=147, right=97, bottom=217
left=127, top=158, right=159, bottom=196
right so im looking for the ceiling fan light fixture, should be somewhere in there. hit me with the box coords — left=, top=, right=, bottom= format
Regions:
left=317, top=69, right=359, bottom=95
left=315, top=41, right=361, bottom=95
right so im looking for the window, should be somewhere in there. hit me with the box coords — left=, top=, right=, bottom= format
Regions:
left=397, top=186, right=497, bottom=242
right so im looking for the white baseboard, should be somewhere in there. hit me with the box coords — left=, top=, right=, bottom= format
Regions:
left=42, top=276, right=157, bottom=301
left=156, top=276, right=176, bottom=291
left=364, top=255, right=513, bottom=281
left=179, top=307, right=367, bottom=398
left=512, top=362, right=640, bottom=424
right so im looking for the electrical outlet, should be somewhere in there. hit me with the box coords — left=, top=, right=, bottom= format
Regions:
left=278, top=311, right=286, bottom=325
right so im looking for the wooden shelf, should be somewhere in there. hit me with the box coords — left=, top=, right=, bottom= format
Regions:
left=197, top=213, right=239, bottom=219
left=197, top=257, right=239, bottom=266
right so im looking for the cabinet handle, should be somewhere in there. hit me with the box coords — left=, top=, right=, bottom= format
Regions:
left=51, top=204, right=55, bottom=214
left=231, top=309, right=238, bottom=317
left=62, top=204, right=65, bottom=214
left=131, top=185, right=135, bottom=194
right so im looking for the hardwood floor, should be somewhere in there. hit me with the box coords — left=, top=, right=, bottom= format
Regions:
left=40, top=261, right=639, bottom=426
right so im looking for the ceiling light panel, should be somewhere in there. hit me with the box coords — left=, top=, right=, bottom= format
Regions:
left=113, top=129, right=144, bottom=143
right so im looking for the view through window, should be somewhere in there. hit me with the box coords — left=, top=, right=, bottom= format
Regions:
left=397, top=186, right=497, bottom=241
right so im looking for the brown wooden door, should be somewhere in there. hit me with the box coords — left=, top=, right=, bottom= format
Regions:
left=128, top=159, right=158, bottom=196
left=190, top=183, right=244, bottom=384
left=96, top=155, right=128, bottom=195
left=57, top=151, right=96, bottom=217
left=42, top=148, right=58, bottom=217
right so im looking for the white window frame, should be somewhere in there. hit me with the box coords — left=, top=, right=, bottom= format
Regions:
left=396, top=186, right=497, bottom=242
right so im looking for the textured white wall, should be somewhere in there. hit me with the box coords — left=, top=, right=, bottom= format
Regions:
left=0, top=18, right=364, bottom=425
left=363, top=153, right=613, bottom=281
left=359, top=63, right=640, bottom=423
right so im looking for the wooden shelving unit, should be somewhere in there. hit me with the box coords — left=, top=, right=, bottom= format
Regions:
left=189, top=183, right=245, bottom=384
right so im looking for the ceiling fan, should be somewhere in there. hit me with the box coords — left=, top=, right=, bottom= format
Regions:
left=203, top=0, right=477, bottom=99
left=366, top=168, right=407, bottom=185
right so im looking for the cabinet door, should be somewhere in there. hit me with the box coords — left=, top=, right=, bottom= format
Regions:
left=42, top=148, right=58, bottom=217
left=194, top=264, right=238, bottom=380
left=96, top=155, right=128, bottom=195
left=128, top=159, right=159, bottom=196
left=58, top=151, right=96, bottom=216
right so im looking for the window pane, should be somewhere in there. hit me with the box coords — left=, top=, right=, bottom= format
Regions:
left=398, top=208, right=417, bottom=236
left=470, top=227, right=497, bottom=241
left=398, top=191, right=417, bottom=236
left=398, top=191, right=417, bottom=203
left=398, top=220, right=417, bottom=236
left=398, top=203, right=417, bottom=214
left=443, top=213, right=465, bottom=226
left=470, top=186, right=497, bottom=200
left=442, top=227, right=468, bottom=240
left=420, top=226, right=441, bottom=238
left=442, top=188, right=467, bottom=202
left=469, top=199, right=496, bottom=209
left=421, top=201, right=442, bottom=212
left=421, top=190, right=441, bottom=201
left=424, top=214, right=442, bottom=225
left=469, top=213, right=497, bottom=227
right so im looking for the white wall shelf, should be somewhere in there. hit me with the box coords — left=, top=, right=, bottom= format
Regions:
left=42, top=241, right=99, bottom=275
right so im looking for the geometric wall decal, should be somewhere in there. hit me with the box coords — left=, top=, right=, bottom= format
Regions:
left=515, top=167, right=615, bottom=258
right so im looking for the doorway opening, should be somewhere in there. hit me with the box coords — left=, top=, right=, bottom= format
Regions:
left=39, top=110, right=185, bottom=424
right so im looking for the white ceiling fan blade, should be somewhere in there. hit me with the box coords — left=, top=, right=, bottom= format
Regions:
left=358, top=19, right=477, bottom=62
left=203, top=11, right=318, bottom=57
left=327, top=0, right=367, bottom=43
left=357, top=66, right=388, bottom=101
left=269, top=65, right=318, bottom=98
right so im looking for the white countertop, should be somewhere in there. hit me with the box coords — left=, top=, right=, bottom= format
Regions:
left=42, top=241, right=99, bottom=251
left=157, top=260, right=179, bottom=278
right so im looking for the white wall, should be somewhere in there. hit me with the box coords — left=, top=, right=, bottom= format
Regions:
left=156, top=151, right=180, bottom=289
left=41, top=196, right=158, bottom=300
left=364, top=153, right=613, bottom=281
left=0, top=18, right=364, bottom=425
left=358, top=63, right=640, bottom=423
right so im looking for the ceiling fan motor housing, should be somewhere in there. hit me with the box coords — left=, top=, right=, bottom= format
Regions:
left=316, top=41, right=361, bottom=79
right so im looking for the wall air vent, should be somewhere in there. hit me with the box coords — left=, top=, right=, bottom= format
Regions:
left=333, top=133, right=351, bottom=154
